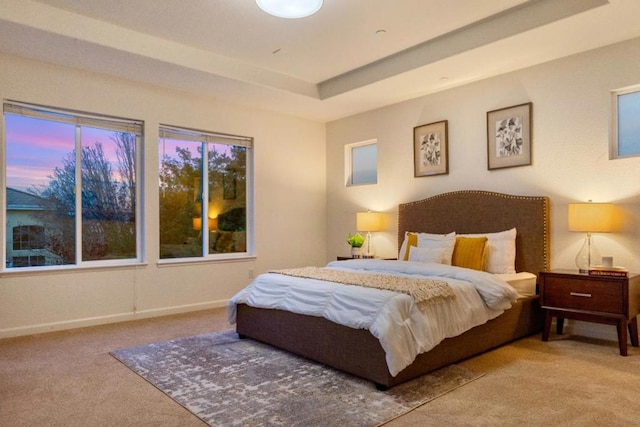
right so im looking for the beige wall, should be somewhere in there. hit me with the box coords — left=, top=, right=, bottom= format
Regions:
left=326, top=37, right=640, bottom=340
left=3, top=36, right=640, bottom=340
left=327, top=37, right=640, bottom=268
left=0, top=53, right=326, bottom=338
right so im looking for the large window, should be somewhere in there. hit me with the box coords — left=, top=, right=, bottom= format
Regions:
left=611, top=85, right=640, bottom=159
left=3, top=101, right=143, bottom=270
left=345, top=139, right=377, bottom=186
left=159, top=125, right=253, bottom=260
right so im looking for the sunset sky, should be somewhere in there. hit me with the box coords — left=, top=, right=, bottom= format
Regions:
left=5, top=114, right=125, bottom=193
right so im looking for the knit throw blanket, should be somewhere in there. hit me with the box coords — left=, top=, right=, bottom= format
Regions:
left=269, top=267, right=455, bottom=304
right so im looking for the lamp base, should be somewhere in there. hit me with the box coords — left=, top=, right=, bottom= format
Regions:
left=362, top=231, right=376, bottom=258
left=575, top=233, right=600, bottom=275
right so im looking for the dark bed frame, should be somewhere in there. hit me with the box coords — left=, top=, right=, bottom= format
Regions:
left=236, top=190, right=550, bottom=389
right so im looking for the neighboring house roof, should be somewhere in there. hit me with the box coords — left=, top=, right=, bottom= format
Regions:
left=6, top=188, right=47, bottom=211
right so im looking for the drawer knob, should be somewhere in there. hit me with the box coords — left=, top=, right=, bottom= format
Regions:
left=570, top=292, right=592, bottom=298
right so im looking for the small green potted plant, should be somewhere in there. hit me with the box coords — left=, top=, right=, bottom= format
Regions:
left=346, top=232, right=365, bottom=258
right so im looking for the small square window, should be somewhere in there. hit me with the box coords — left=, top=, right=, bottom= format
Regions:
left=345, top=140, right=377, bottom=186
left=611, top=85, right=640, bottom=159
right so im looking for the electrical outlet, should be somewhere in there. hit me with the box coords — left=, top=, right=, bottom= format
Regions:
left=248, top=268, right=254, bottom=278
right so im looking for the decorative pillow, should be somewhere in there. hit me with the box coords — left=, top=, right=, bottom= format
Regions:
left=408, top=245, right=447, bottom=264
left=451, top=236, right=488, bottom=271
left=419, top=233, right=457, bottom=265
left=459, top=228, right=517, bottom=274
left=399, top=232, right=456, bottom=263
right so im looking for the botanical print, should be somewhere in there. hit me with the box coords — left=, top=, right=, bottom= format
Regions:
left=414, top=120, right=447, bottom=177
left=420, top=132, right=441, bottom=166
left=487, top=103, right=531, bottom=170
left=495, top=116, right=523, bottom=157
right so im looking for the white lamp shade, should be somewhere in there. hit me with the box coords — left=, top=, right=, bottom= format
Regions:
left=568, top=203, right=614, bottom=233
left=356, top=212, right=383, bottom=232
left=256, top=0, right=323, bottom=18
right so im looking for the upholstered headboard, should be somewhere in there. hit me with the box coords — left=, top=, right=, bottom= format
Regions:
left=398, top=190, right=550, bottom=275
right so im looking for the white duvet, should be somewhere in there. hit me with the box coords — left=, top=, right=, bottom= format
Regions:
left=227, top=259, right=519, bottom=376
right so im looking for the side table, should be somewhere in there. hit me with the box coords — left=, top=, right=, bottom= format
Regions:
left=539, top=269, right=640, bottom=356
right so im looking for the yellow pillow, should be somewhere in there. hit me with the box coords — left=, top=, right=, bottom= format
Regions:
left=402, top=232, right=419, bottom=261
left=452, top=236, right=488, bottom=271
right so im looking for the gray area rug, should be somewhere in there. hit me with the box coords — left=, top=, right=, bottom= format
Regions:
left=111, top=331, right=483, bottom=426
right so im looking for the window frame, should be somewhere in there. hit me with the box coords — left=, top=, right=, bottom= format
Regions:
left=158, top=124, right=254, bottom=264
left=344, top=139, right=378, bottom=187
left=2, top=100, right=144, bottom=272
left=610, top=84, right=640, bottom=159
left=12, top=225, right=45, bottom=251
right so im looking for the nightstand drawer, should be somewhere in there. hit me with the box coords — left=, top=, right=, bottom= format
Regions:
left=543, top=276, right=623, bottom=314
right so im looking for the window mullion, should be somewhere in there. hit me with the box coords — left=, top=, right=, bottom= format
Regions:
left=201, top=143, right=209, bottom=257
left=136, top=135, right=143, bottom=261
left=75, top=125, right=82, bottom=265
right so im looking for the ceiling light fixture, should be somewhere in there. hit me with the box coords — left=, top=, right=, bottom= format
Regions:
left=256, top=0, right=323, bottom=19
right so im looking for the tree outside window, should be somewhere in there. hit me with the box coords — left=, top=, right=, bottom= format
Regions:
left=158, top=126, right=252, bottom=260
left=3, top=102, right=142, bottom=269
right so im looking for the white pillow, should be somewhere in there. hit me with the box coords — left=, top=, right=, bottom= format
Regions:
left=408, top=245, right=447, bottom=264
left=398, top=231, right=456, bottom=264
left=460, top=228, right=516, bottom=274
left=399, top=231, right=423, bottom=260
left=419, top=232, right=456, bottom=265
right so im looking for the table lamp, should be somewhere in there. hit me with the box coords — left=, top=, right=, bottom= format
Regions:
left=356, top=211, right=383, bottom=258
left=568, top=201, right=614, bottom=274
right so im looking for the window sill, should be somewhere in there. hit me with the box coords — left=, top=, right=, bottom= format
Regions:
left=157, top=255, right=256, bottom=267
left=0, top=261, right=148, bottom=277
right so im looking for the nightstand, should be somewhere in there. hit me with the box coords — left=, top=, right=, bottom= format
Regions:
left=539, top=269, right=640, bottom=356
left=336, top=257, right=397, bottom=261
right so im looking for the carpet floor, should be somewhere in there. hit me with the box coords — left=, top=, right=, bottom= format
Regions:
left=111, top=331, right=483, bottom=426
left=5, top=308, right=640, bottom=426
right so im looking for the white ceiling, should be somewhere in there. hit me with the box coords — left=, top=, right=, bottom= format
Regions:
left=1, top=0, right=639, bottom=122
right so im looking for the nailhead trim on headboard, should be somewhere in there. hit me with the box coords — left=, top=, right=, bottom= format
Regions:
left=398, top=190, right=550, bottom=274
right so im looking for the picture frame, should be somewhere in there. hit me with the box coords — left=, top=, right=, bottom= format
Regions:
left=487, top=102, right=532, bottom=170
left=413, top=120, right=448, bottom=177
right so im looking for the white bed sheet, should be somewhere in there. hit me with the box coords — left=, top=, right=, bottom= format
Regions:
left=496, top=272, right=538, bottom=297
left=227, top=259, right=519, bottom=376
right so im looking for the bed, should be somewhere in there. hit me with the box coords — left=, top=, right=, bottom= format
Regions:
left=229, top=190, right=549, bottom=389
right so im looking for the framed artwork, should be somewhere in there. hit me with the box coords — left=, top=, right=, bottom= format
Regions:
left=487, top=102, right=532, bottom=170
left=413, top=120, right=448, bottom=177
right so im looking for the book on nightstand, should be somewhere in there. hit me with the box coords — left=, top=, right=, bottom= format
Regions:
left=588, top=266, right=629, bottom=277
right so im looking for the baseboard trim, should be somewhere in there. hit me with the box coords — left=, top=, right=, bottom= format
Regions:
left=0, top=300, right=229, bottom=339
left=133, top=300, right=228, bottom=319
